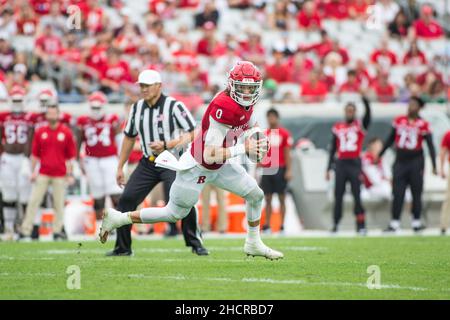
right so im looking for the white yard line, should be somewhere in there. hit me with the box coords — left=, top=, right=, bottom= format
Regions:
left=0, top=271, right=438, bottom=292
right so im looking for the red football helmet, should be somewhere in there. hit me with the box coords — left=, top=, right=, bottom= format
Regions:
left=227, top=61, right=262, bottom=107
left=88, top=91, right=108, bottom=119
left=9, top=85, right=26, bottom=113
left=38, top=89, right=57, bottom=111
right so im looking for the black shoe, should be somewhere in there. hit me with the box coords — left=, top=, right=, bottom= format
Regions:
left=31, top=225, right=40, bottom=240
left=331, top=225, right=338, bottom=233
left=53, top=231, right=68, bottom=241
left=192, top=246, right=209, bottom=256
left=105, top=250, right=133, bottom=257
left=441, top=229, right=446, bottom=236
left=383, top=225, right=398, bottom=233
left=413, top=225, right=426, bottom=233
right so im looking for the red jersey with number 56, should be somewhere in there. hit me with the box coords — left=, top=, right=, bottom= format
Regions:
left=0, top=111, right=33, bottom=147
left=393, top=115, right=430, bottom=151
left=332, top=120, right=365, bottom=159
left=191, top=91, right=253, bottom=170
left=77, top=114, right=120, bottom=157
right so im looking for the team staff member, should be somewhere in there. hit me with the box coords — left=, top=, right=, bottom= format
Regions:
left=20, top=104, right=77, bottom=240
left=438, top=129, right=450, bottom=235
left=108, top=69, right=207, bottom=256
left=381, top=96, right=437, bottom=233
left=326, top=94, right=371, bottom=234
left=259, top=108, right=293, bottom=234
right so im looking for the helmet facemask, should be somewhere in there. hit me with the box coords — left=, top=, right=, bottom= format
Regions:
left=228, top=78, right=262, bottom=107
left=11, top=99, right=24, bottom=113
left=90, top=104, right=104, bottom=120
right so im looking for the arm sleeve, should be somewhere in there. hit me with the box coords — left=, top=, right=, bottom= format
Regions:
left=380, top=127, right=396, bottom=157
left=123, top=102, right=138, bottom=137
left=425, top=133, right=437, bottom=171
left=173, top=101, right=196, bottom=132
left=327, top=135, right=337, bottom=171
left=204, top=116, right=230, bottom=147
left=362, top=96, right=371, bottom=130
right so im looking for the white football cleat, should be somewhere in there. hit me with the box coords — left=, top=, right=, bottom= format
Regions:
left=99, top=208, right=126, bottom=244
left=244, top=240, right=284, bottom=260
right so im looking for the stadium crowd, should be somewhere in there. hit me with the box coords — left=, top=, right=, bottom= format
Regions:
left=0, top=0, right=448, bottom=109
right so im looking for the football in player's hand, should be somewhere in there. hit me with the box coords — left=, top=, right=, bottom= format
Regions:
left=245, top=130, right=269, bottom=163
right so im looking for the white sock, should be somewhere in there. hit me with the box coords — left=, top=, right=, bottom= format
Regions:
left=390, top=220, right=400, bottom=229
left=139, top=206, right=174, bottom=223
left=247, top=225, right=261, bottom=243
left=3, top=207, right=17, bottom=233
left=411, top=220, right=422, bottom=228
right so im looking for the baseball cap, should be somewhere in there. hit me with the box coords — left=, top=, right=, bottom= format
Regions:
left=136, top=69, right=162, bottom=85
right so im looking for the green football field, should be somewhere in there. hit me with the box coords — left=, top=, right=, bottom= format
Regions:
left=1, top=236, right=449, bottom=300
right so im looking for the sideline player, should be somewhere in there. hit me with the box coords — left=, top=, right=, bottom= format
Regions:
left=0, top=86, right=33, bottom=240
left=381, top=96, right=437, bottom=232
left=326, top=94, right=371, bottom=234
left=76, top=91, right=122, bottom=231
left=100, top=61, right=283, bottom=259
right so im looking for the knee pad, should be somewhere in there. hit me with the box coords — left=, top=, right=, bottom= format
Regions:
left=93, top=198, right=106, bottom=211
left=244, top=186, right=264, bottom=222
left=245, top=186, right=264, bottom=205
left=166, top=201, right=191, bottom=222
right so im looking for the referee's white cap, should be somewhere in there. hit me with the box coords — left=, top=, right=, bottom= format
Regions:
left=136, top=69, right=162, bottom=85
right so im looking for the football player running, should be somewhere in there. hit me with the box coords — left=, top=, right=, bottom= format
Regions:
left=100, top=61, right=283, bottom=259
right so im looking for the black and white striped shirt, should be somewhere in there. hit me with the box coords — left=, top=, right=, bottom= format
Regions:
left=123, top=94, right=196, bottom=157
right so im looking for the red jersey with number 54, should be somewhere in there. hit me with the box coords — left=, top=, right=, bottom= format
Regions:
left=191, top=91, right=253, bottom=170
left=393, top=115, right=430, bottom=151
left=77, top=114, right=120, bottom=157
left=332, top=120, right=365, bottom=159
left=0, top=111, right=33, bottom=147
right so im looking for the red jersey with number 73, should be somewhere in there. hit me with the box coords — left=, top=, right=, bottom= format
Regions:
left=191, top=91, right=253, bottom=170
left=392, top=115, right=430, bottom=151
left=332, top=120, right=365, bottom=159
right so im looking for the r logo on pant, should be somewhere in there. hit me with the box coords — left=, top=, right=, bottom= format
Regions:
left=197, top=176, right=206, bottom=184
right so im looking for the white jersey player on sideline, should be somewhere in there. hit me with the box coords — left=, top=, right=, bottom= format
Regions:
left=100, top=61, right=283, bottom=259
left=361, top=137, right=392, bottom=201
left=76, top=91, right=122, bottom=231
left=0, top=86, right=33, bottom=240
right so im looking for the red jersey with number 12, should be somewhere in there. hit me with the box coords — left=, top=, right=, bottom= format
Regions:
left=332, top=120, right=365, bottom=159
left=77, top=114, right=120, bottom=157
left=393, top=115, right=430, bottom=151
left=191, top=91, right=253, bottom=170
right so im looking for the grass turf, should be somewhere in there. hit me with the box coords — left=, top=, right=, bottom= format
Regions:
left=0, top=236, right=449, bottom=299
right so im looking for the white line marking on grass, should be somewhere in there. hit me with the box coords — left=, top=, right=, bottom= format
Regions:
left=110, top=273, right=430, bottom=292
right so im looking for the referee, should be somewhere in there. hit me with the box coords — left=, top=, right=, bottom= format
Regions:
left=107, top=69, right=208, bottom=256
